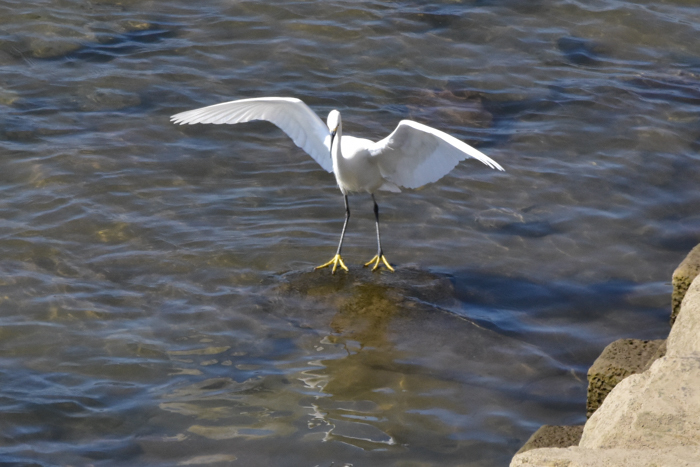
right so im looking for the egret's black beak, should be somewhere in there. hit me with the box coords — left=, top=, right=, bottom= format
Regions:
left=329, top=129, right=337, bottom=153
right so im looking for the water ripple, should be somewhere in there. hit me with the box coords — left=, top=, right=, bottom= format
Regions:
left=0, top=0, right=695, bottom=465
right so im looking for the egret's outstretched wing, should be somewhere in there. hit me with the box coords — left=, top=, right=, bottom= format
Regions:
left=368, top=120, right=503, bottom=189
left=171, top=97, right=333, bottom=173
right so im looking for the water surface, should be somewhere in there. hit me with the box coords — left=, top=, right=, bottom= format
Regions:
left=1, top=0, right=699, bottom=465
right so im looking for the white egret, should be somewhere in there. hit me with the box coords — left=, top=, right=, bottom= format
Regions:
left=171, top=97, right=504, bottom=273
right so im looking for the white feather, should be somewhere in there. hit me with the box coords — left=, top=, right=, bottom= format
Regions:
left=171, top=97, right=333, bottom=173
left=369, top=120, right=503, bottom=189
left=171, top=97, right=503, bottom=193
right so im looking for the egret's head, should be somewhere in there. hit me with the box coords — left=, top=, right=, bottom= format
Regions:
left=327, top=110, right=341, bottom=135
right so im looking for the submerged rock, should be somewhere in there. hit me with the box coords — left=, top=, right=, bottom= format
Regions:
left=273, top=266, right=455, bottom=316
left=28, top=37, right=82, bottom=59
left=78, top=88, right=142, bottom=112
left=399, top=11, right=461, bottom=30
left=556, top=36, right=608, bottom=66
left=474, top=207, right=557, bottom=238
left=404, top=88, right=493, bottom=129
left=625, top=71, right=700, bottom=107
left=0, top=86, right=19, bottom=106
left=67, top=25, right=176, bottom=63
left=267, top=266, right=459, bottom=352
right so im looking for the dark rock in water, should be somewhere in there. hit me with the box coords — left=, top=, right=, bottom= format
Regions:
left=586, top=338, right=666, bottom=418
left=266, top=267, right=460, bottom=346
left=672, top=243, right=700, bottom=325
left=399, top=12, right=460, bottom=30
left=557, top=36, right=606, bottom=66
left=29, top=39, right=82, bottom=59
left=497, top=220, right=557, bottom=238
left=0, top=48, right=15, bottom=66
left=0, top=34, right=82, bottom=61
left=474, top=207, right=557, bottom=238
left=267, top=266, right=558, bottom=395
left=0, top=87, right=19, bottom=106
left=625, top=71, right=700, bottom=106
left=79, top=88, right=142, bottom=112
left=273, top=266, right=455, bottom=316
left=404, top=88, right=493, bottom=129
left=0, top=21, right=175, bottom=63
left=15, top=23, right=177, bottom=63
left=67, top=26, right=176, bottom=63
left=0, top=116, right=35, bottom=141
left=516, top=425, right=584, bottom=454
left=650, top=230, right=700, bottom=254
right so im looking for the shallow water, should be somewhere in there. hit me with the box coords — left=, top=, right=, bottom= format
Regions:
left=1, top=0, right=699, bottom=465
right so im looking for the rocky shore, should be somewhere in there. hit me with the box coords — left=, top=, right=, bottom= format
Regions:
left=511, top=246, right=700, bottom=466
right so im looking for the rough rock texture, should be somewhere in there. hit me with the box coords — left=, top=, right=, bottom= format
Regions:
left=668, top=277, right=700, bottom=358
left=586, top=338, right=666, bottom=417
left=582, top=356, right=700, bottom=448
left=511, top=270, right=700, bottom=467
left=515, top=425, right=584, bottom=455
left=672, top=243, right=700, bottom=325
left=511, top=446, right=700, bottom=467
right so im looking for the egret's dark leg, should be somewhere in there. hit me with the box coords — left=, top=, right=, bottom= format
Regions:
left=336, top=194, right=351, bottom=257
left=372, top=196, right=382, bottom=257
left=316, top=194, right=350, bottom=274
left=364, top=194, right=395, bottom=272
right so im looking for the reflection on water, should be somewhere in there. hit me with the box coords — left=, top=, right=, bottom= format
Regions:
left=0, top=0, right=696, bottom=465
left=141, top=269, right=606, bottom=465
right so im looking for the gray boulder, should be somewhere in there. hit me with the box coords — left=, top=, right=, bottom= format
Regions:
left=672, top=243, right=700, bottom=325
left=515, top=425, right=584, bottom=455
left=586, top=338, right=666, bottom=418
left=511, top=271, right=700, bottom=466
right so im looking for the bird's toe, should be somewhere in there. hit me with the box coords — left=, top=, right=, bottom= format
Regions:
left=315, top=254, right=349, bottom=274
left=364, top=254, right=394, bottom=272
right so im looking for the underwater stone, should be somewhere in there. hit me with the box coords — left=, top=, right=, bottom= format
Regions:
left=28, top=37, right=82, bottom=59
left=79, top=88, right=142, bottom=112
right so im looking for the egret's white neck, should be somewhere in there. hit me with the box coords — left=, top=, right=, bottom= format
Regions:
left=331, top=125, right=343, bottom=173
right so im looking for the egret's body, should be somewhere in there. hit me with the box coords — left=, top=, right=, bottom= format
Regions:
left=333, top=136, right=385, bottom=193
left=171, top=97, right=504, bottom=273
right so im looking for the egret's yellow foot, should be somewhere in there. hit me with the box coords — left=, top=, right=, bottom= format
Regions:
left=315, top=254, right=348, bottom=274
left=364, top=254, right=395, bottom=272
